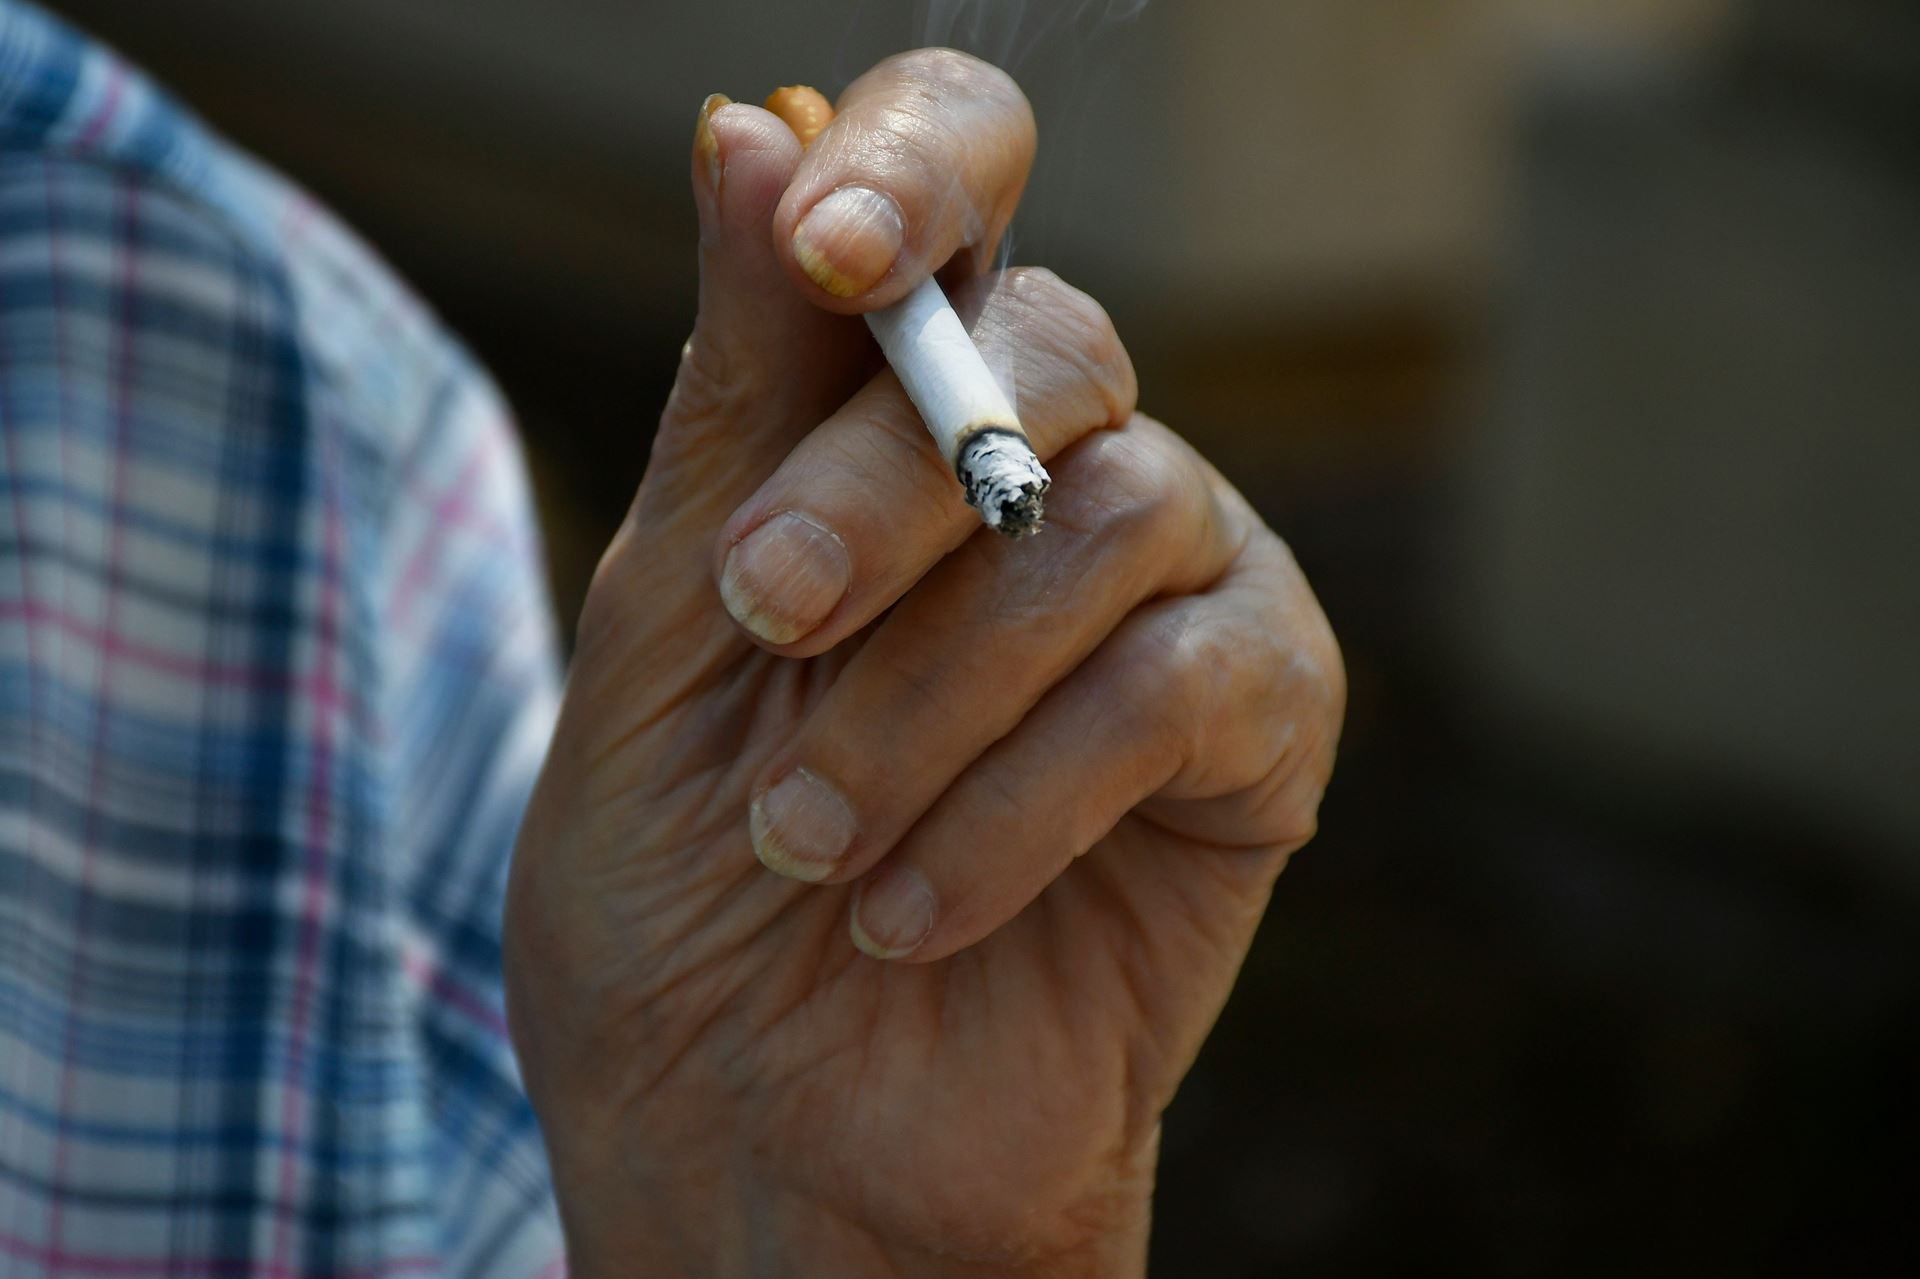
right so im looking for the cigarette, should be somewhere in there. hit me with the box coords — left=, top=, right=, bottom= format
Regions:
left=763, top=84, right=1049, bottom=536
left=864, top=277, right=1050, bottom=537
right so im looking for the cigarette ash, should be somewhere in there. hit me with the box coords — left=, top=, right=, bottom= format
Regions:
left=958, top=429, right=1050, bottom=537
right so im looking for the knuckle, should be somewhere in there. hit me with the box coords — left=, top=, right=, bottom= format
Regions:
left=1163, top=612, right=1244, bottom=713
left=871, top=641, right=972, bottom=732
left=1264, top=533, right=1348, bottom=739
left=838, top=400, right=957, bottom=508
left=1061, top=427, right=1201, bottom=544
left=1234, top=630, right=1346, bottom=834
left=851, top=51, right=1034, bottom=220
left=1108, top=604, right=1230, bottom=747
left=891, top=47, right=1029, bottom=117
left=896, top=46, right=986, bottom=85
left=863, top=51, right=1020, bottom=158
left=660, top=331, right=756, bottom=437
left=866, top=97, right=963, bottom=170
left=1244, top=710, right=1340, bottom=851
left=1033, top=274, right=1134, bottom=425
left=965, top=755, right=1029, bottom=830
left=972, top=267, right=1137, bottom=429
left=1005, top=267, right=1107, bottom=347
left=1300, top=607, right=1348, bottom=740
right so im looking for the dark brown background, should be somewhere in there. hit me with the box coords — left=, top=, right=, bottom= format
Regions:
left=47, top=0, right=1920, bottom=1272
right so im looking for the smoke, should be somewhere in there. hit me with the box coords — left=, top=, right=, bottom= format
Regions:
left=844, top=0, right=1153, bottom=273
left=830, top=0, right=1154, bottom=415
left=911, top=0, right=1149, bottom=71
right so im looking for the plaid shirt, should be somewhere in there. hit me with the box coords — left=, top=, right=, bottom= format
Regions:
left=0, top=3, right=567, bottom=1274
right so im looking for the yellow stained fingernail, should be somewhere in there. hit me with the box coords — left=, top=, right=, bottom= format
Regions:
left=765, top=84, right=834, bottom=147
left=719, top=511, right=851, bottom=645
left=850, top=867, right=936, bottom=960
left=750, top=769, right=855, bottom=882
left=696, top=93, right=732, bottom=192
left=792, top=186, right=904, bottom=298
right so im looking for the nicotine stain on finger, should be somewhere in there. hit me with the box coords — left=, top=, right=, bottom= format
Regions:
left=764, top=84, right=833, bottom=146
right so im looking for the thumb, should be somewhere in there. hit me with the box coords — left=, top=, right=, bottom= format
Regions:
left=634, top=97, right=871, bottom=550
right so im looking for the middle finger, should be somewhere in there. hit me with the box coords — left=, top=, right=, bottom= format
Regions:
left=713, top=267, right=1136, bottom=652
left=745, top=415, right=1244, bottom=886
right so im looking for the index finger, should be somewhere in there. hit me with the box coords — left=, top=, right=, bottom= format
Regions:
left=771, top=49, right=1036, bottom=312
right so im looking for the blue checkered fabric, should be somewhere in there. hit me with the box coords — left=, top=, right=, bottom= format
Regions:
left=0, top=2, right=567, bottom=1273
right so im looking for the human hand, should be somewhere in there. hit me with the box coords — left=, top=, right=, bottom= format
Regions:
left=505, top=50, right=1344, bottom=1277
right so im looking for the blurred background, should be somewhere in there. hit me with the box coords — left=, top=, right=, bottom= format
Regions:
left=46, top=0, right=1918, bottom=1272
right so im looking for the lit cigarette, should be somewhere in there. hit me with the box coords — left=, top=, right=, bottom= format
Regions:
left=865, top=277, right=1049, bottom=536
left=765, top=84, right=1050, bottom=537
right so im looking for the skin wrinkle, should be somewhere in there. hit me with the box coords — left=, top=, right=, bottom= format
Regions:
left=986, top=271, right=1135, bottom=428
left=813, top=427, right=1247, bottom=955
left=664, top=658, right=817, bottom=796
left=1034, top=897, right=1164, bottom=1257
left=847, top=51, right=1030, bottom=165
left=971, top=271, right=1130, bottom=431
left=750, top=943, right=1141, bottom=1274
left=1083, top=872, right=1174, bottom=1054
left=868, top=977, right=1121, bottom=1269
left=505, top=44, right=1343, bottom=1274
left=992, top=422, right=1209, bottom=606
left=721, top=906, right=848, bottom=1052
left=581, top=812, right=765, bottom=971
left=575, top=607, right=745, bottom=738
left=782, top=51, right=1034, bottom=311
left=977, top=269, right=1134, bottom=424
left=610, top=945, right=755, bottom=1111
left=1143, top=552, right=1339, bottom=814
left=616, top=698, right=795, bottom=857
left=732, top=264, right=1134, bottom=580
left=830, top=406, right=955, bottom=505
left=570, top=662, right=810, bottom=908
left=1128, top=822, right=1278, bottom=948
left=572, top=632, right=755, bottom=780
left=663, top=326, right=768, bottom=439
left=787, top=564, right=1082, bottom=883
left=1060, top=438, right=1204, bottom=566
left=748, top=962, right=869, bottom=1089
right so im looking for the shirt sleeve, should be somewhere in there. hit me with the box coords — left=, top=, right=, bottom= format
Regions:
left=367, top=273, right=570, bottom=1278
left=0, top=150, right=565, bottom=1275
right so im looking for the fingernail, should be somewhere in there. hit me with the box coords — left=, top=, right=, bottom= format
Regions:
left=792, top=186, right=904, bottom=298
left=764, top=84, right=833, bottom=147
left=720, top=511, right=851, bottom=645
left=851, top=867, right=936, bottom=959
left=696, top=93, right=731, bottom=191
left=751, top=769, right=856, bottom=882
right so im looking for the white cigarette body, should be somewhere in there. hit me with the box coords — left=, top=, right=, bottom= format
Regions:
left=865, top=277, right=1050, bottom=536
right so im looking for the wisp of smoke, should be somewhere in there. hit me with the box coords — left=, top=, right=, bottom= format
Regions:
left=859, top=0, right=1150, bottom=416
left=912, top=0, right=1148, bottom=71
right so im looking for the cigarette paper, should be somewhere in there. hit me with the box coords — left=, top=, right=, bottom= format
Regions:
left=865, top=277, right=1050, bottom=537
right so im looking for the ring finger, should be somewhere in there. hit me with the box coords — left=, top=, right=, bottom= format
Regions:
left=746, top=416, right=1246, bottom=887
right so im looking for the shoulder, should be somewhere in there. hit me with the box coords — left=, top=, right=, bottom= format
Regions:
left=0, top=0, right=504, bottom=474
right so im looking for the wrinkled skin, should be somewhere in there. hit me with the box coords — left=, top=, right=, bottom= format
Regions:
left=505, top=50, right=1344, bottom=1277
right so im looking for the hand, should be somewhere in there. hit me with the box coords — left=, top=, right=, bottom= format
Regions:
left=505, top=50, right=1344, bottom=1277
